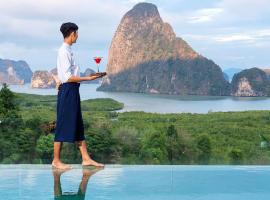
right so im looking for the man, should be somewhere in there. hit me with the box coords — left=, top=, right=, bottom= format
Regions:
left=52, top=22, right=105, bottom=170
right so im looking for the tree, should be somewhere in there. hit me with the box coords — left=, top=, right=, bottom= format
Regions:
left=0, top=83, right=24, bottom=162
left=166, top=125, right=181, bottom=164
left=141, top=128, right=168, bottom=164
left=196, top=134, right=212, bottom=164
left=16, top=128, right=37, bottom=162
left=86, top=126, right=120, bottom=163
left=0, top=83, right=18, bottom=116
left=229, top=148, right=244, bottom=164
left=114, top=126, right=140, bottom=158
left=36, top=134, right=54, bottom=163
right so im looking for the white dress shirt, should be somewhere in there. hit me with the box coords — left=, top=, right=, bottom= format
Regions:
left=57, top=42, right=80, bottom=83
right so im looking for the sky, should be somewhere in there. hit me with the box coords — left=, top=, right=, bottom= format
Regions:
left=0, top=0, right=269, bottom=73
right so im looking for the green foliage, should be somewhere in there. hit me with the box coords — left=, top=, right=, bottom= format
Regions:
left=16, top=128, right=37, bottom=162
left=60, top=143, right=81, bottom=164
left=0, top=83, right=24, bottom=162
left=196, top=134, right=212, bottom=164
left=166, top=125, right=183, bottom=164
left=229, top=148, right=244, bottom=164
left=2, top=87, right=270, bottom=165
left=1, top=153, right=21, bottom=164
left=86, top=127, right=120, bottom=164
left=36, top=134, right=54, bottom=163
left=0, top=83, right=18, bottom=116
left=140, top=128, right=168, bottom=164
left=97, top=57, right=230, bottom=96
left=114, top=125, right=140, bottom=159
left=81, top=98, right=124, bottom=111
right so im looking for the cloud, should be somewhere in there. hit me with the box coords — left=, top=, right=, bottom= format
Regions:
left=0, top=0, right=127, bottom=21
left=0, top=0, right=130, bottom=42
left=183, top=28, right=270, bottom=45
left=0, top=42, right=58, bottom=69
left=185, top=0, right=270, bottom=24
left=0, top=0, right=133, bottom=70
left=218, top=0, right=270, bottom=19
left=188, top=8, right=223, bottom=23
left=0, top=0, right=270, bottom=70
left=124, top=0, right=146, bottom=4
left=214, top=29, right=270, bottom=44
left=214, top=34, right=255, bottom=43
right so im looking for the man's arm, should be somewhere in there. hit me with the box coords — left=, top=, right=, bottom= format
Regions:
left=67, top=74, right=104, bottom=83
left=56, top=74, right=103, bottom=91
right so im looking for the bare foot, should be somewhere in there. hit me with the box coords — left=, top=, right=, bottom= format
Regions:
left=82, top=168, right=102, bottom=177
left=82, top=159, right=105, bottom=168
left=52, top=167, right=71, bottom=177
left=52, top=160, right=73, bottom=170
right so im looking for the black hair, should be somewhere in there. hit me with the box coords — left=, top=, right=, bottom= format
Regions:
left=60, top=22, right=78, bottom=38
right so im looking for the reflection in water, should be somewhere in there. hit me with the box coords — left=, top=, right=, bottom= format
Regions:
left=52, top=167, right=103, bottom=200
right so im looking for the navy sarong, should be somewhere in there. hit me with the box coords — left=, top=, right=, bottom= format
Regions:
left=55, top=82, right=85, bottom=143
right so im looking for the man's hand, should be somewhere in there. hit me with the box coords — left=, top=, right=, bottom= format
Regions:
left=66, top=72, right=107, bottom=82
left=87, top=72, right=107, bottom=81
left=56, top=82, right=61, bottom=91
left=91, top=72, right=107, bottom=77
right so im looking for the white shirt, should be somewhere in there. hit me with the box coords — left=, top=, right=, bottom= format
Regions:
left=57, top=42, right=80, bottom=83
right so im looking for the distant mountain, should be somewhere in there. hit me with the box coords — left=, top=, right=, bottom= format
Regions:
left=231, top=67, right=270, bottom=96
left=0, top=58, right=33, bottom=85
left=98, top=2, right=230, bottom=96
left=223, top=68, right=243, bottom=82
left=261, top=68, right=270, bottom=80
left=80, top=68, right=100, bottom=84
left=223, top=72, right=229, bottom=82
left=31, top=70, right=56, bottom=89
left=52, top=67, right=101, bottom=84
left=42, top=67, right=100, bottom=88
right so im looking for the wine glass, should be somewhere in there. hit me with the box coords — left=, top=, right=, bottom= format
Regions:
left=93, top=57, right=102, bottom=73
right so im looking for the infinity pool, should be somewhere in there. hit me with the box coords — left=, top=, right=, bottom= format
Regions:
left=0, top=165, right=270, bottom=200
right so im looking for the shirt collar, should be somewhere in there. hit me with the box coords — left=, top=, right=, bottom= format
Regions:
left=63, top=42, right=71, bottom=49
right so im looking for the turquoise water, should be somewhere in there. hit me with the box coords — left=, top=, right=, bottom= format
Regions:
left=3, top=83, right=270, bottom=113
left=0, top=165, right=270, bottom=200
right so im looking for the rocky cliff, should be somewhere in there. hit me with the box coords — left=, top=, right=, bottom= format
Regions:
left=231, top=68, right=270, bottom=96
left=0, top=58, right=32, bottom=85
left=98, top=2, right=230, bottom=96
left=31, top=67, right=100, bottom=89
left=31, top=70, right=56, bottom=88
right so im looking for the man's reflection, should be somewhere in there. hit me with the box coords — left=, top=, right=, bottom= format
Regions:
left=52, top=167, right=103, bottom=199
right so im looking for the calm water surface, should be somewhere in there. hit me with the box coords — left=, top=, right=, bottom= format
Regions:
left=3, top=83, right=270, bottom=114
left=0, top=165, right=270, bottom=200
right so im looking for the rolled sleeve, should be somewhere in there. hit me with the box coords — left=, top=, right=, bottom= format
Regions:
left=64, top=69, right=72, bottom=83
left=58, top=50, right=72, bottom=83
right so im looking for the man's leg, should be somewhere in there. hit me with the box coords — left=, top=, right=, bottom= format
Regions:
left=52, top=142, right=72, bottom=169
left=77, top=168, right=102, bottom=196
left=76, top=140, right=104, bottom=167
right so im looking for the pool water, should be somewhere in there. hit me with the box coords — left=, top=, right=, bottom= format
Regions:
left=0, top=165, right=270, bottom=200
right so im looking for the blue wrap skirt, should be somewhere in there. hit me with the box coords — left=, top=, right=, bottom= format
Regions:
left=55, top=82, right=85, bottom=143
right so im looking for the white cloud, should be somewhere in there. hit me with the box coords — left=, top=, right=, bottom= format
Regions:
left=218, top=0, right=270, bottom=19
left=188, top=8, right=223, bottom=23
left=0, top=42, right=57, bottom=67
left=182, top=28, right=270, bottom=45
left=0, top=0, right=130, bottom=41
left=0, top=42, right=34, bottom=57
left=214, top=34, right=255, bottom=43
left=214, top=29, right=270, bottom=43
left=0, top=0, right=270, bottom=69
left=0, top=0, right=127, bottom=20
left=124, top=0, right=146, bottom=4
